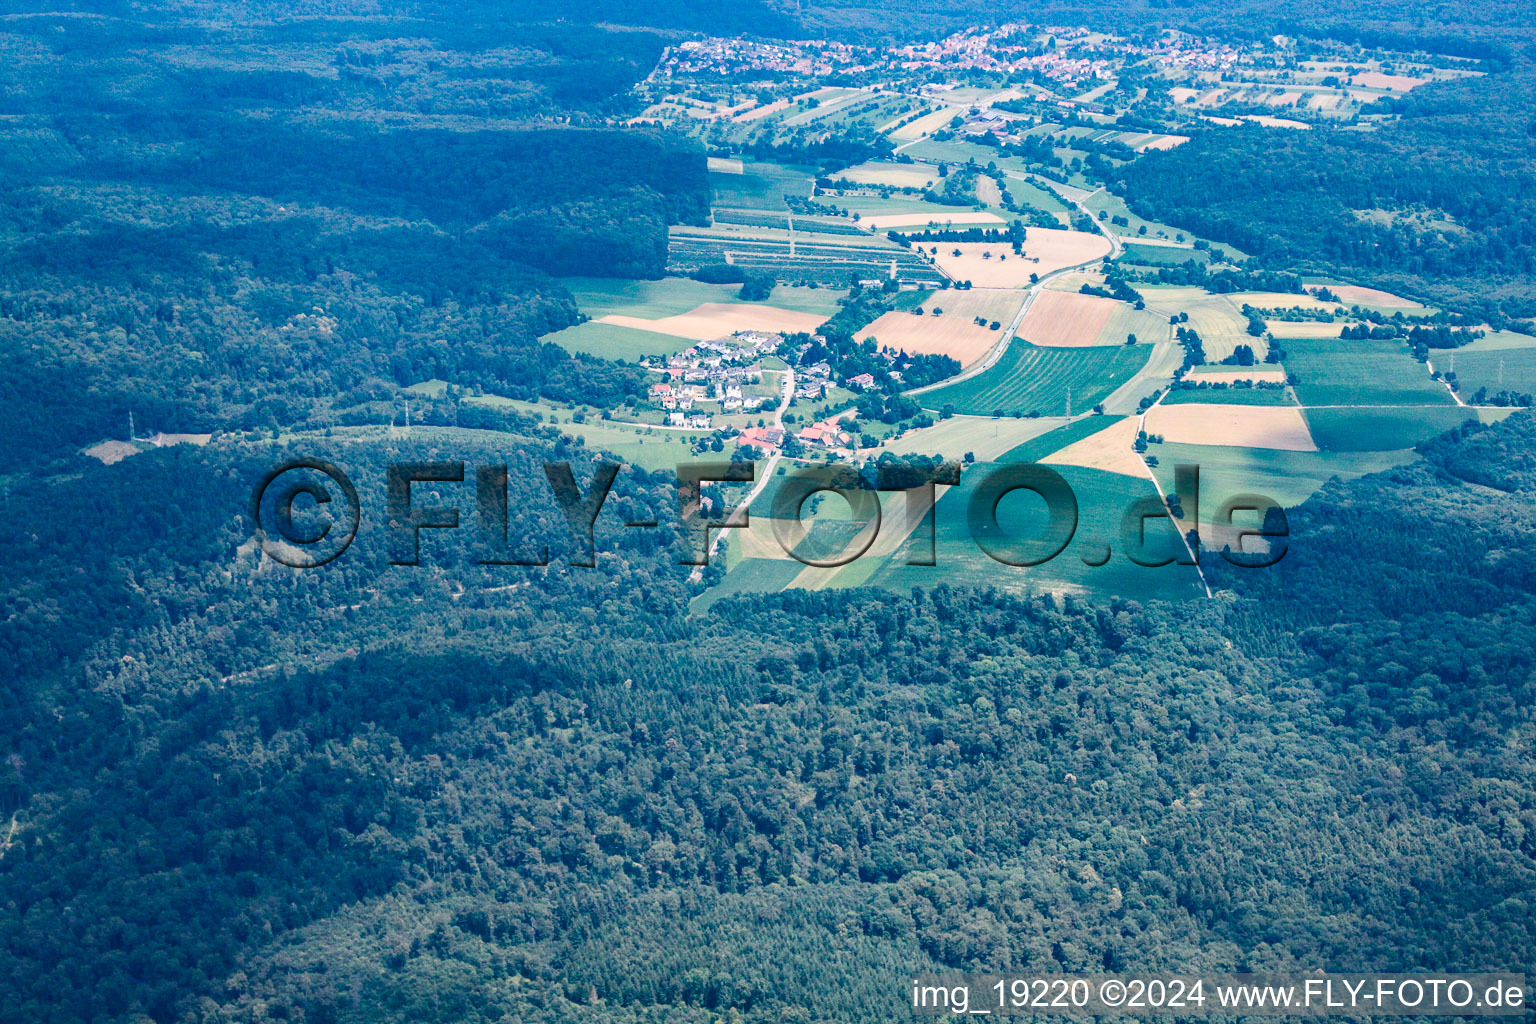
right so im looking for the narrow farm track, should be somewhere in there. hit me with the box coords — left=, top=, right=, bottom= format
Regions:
left=1136, top=390, right=1213, bottom=599
left=1424, top=357, right=1467, bottom=406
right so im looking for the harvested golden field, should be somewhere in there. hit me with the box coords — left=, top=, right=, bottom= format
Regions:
left=861, top=210, right=1005, bottom=231
left=1311, top=284, right=1423, bottom=308
left=1229, top=290, right=1336, bottom=310
left=1265, top=320, right=1345, bottom=339
left=838, top=161, right=943, bottom=189
left=1039, top=416, right=1147, bottom=478
left=82, top=440, right=140, bottom=465
left=706, top=157, right=744, bottom=174
left=147, top=432, right=213, bottom=447
left=933, top=229, right=1110, bottom=287
left=733, top=99, right=789, bottom=122
left=1044, top=269, right=1105, bottom=293
left=1239, top=114, right=1310, bottom=129
left=919, top=287, right=1025, bottom=327
left=1145, top=403, right=1317, bottom=451
left=859, top=310, right=1000, bottom=367
left=1018, top=290, right=1117, bottom=347
left=890, top=106, right=960, bottom=141
left=1135, top=134, right=1189, bottom=151
left=600, top=302, right=828, bottom=341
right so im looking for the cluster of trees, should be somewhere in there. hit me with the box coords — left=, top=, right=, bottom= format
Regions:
left=892, top=222, right=1027, bottom=246
left=1079, top=276, right=1144, bottom=306
left=1123, top=260, right=1306, bottom=295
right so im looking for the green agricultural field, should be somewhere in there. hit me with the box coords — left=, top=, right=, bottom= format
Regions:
left=1454, top=329, right=1536, bottom=352
left=825, top=95, right=914, bottom=129
left=780, top=91, right=869, bottom=126
left=559, top=275, right=844, bottom=318
left=889, top=289, right=933, bottom=311
left=1148, top=442, right=1420, bottom=511
left=1285, top=336, right=1454, bottom=406
left=903, top=139, right=1036, bottom=177
left=1162, top=387, right=1295, bottom=405
left=917, top=343, right=1150, bottom=417
left=1447, top=342, right=1536, bottom=400
left=465, top=395, right=712, bottom=472
left=404, top=379, right=450, bottom=399
left=1004, top=177, right=1070, bottom=215
left=870, top=463, right=1203, bottom=602
left=881, top=414, right=1068, bottom=462
left=1119, top=242, right=1210, bottom=267
left=544, top=321, right=692, bottom=361
left=997, top=415, right=1127, bottom=462
left=1301, top=405, right=1483, bottom=451
left=1099, top=302, right=1171, bottom=347
left=1136, top=285, right=1258, bottom=362
left=711, top=161, right=815, bottom=210
left=690, top=558, right=807, bottom=615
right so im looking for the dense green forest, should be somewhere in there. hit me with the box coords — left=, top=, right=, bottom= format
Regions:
left=2, top=2, right=1535, bottom=1022
left=1, top=400, right=1533, bottom=1023
left=0, top=8, right=709, bottom=474
left=801, top=0, right=1532, bottom=51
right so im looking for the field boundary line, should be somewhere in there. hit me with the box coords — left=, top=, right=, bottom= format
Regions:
left=1423, top=357, right=1466, bottom=406
left=1138, top=390, right=1212, bottom=599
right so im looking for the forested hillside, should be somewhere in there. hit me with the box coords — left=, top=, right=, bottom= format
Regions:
left=1, top=396, right=1531, bottom=1021
left=2, top=2, right=1535, bottom=1022
left=0, top=9, right=708, bottom=474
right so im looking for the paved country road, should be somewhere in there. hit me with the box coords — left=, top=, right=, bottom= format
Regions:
left=907, top=183, right=1122, bottom=399
left=689, top=366, right=795, bottom=581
